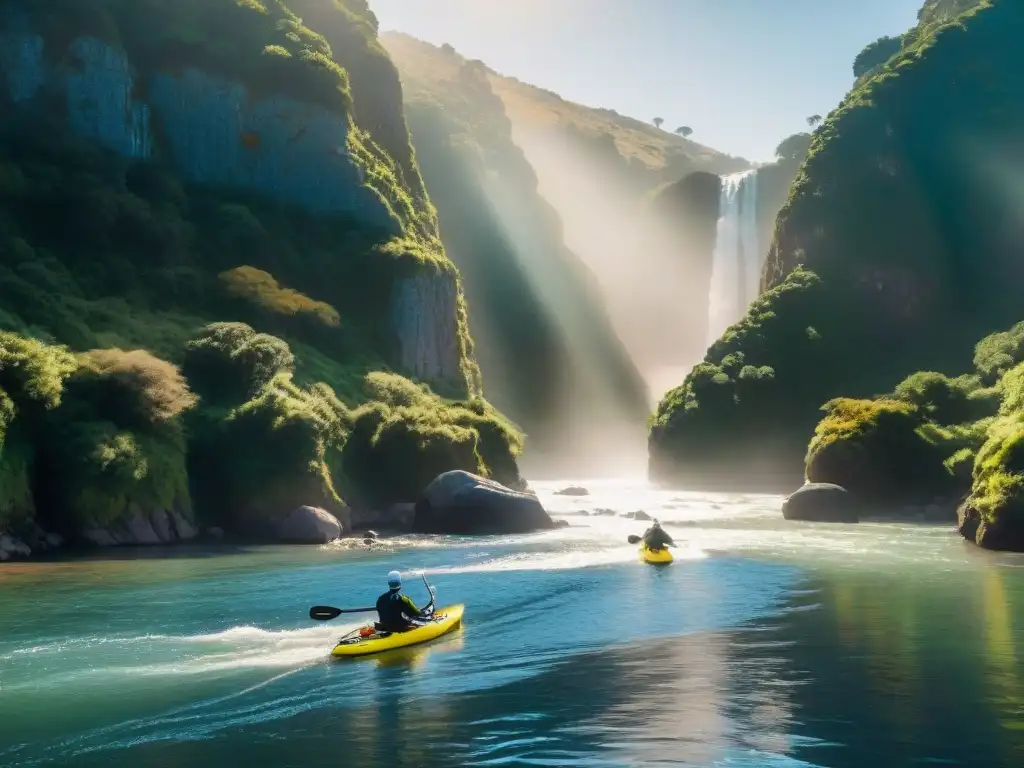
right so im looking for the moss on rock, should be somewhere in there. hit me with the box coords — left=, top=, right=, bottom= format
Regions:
left=340, top=372, right=523, bottom=507
left=648, top=267, right=836, bottom=490
left=651, top=1, right=1024, bottom=489
left=804, top=397, right=956, bottom=504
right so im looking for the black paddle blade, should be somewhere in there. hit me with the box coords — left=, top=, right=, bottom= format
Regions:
left=310, top=605, right=343, bottom=621
left=627, top=534, right=642, bottom=544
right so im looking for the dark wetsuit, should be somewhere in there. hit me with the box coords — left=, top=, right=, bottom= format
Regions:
left=643, top=526, right=674, bottom=550
left=376, top=589, right=429, bottom=632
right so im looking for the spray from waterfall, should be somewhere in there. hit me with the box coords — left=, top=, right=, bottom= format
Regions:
left=707, top=170, right=760, bottom=347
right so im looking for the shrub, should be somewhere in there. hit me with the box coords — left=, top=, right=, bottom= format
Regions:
left=853, top=35, right=902, bottom=78
left=805, top=397, right=954, bottom=502
left=36, top=345, right=196, bottom=530
left=71, top=348, right=197, bottom=428
left=187, top=371, right=350, bottom=528
left=891, top=370, right=979, bottom=424
left=0, top=333, right=77, bottom=531
left=341, top=371, right=523, bottom=506
left=974, top=321, right=1024, bottom=385
left=182, top=322, right=295, bottom=405
left=219, top=266, right=341, bottom=328
left=0, top=332, right=77, bottom=413
left=51, top=421, right=191, bottom=528
left=963, top=417, right=1024, bottom=531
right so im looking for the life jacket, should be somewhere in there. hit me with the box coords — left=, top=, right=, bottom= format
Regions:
left=375, top=589, right=420, bottom=631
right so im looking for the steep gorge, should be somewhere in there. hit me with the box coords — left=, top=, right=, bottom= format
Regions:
left=649, top=0, right=1024, bottom=494
left=382, top=34, right=650, bottom=473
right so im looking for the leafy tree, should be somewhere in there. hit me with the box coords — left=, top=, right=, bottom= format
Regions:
left=806, top=115, right=822, bottom=128
left=674, top=126, right=693, bottom=138
left=652, top=117, right=664, bottom=129
left=852, top=35, right=902, bottom=78
left=774, top=132, right=813, bottom=162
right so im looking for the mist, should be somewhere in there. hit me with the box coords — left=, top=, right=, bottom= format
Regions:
left=503, top=122, right=722, bottom=407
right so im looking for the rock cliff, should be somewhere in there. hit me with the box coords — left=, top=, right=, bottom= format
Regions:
left=0, top=0, right=519, bottom=556
left=382, top=34, right=650, bottom=465
left=649, top=0, right=1024, bottom=492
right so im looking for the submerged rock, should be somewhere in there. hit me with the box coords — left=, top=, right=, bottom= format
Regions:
left=554, top=486, right=590, bottom=497
left=782, top=483, right=859, bottom=524
left=414, top=470, right=555, bottom=535
left=276, top=506, right=343, bottom=544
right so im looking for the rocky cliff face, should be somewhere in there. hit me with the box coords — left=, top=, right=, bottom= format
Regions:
left=640, top=149, right=806, bottom=374
left=1, top=15, right=388, bottom=221
left=643, top=172, right=722, bottom=366
left=0, top=0, right=469, bottom=392
left=0, top=0, right=506, bottom=555
left=649, top=0, right=1024, bottom=490
left=382, top=34, right=650, bottom=466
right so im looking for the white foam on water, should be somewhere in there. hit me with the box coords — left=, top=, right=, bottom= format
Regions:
left=0, top=620, right=365, bottom=693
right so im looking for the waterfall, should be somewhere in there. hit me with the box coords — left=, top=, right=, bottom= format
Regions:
left=706, top=169, right=760, bottom=346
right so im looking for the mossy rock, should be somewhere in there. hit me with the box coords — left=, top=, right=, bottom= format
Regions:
left=804, top=397, right=955, bottom=504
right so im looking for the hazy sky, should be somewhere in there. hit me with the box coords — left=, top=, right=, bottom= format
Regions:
left=370, top=0, right=922, bottom=162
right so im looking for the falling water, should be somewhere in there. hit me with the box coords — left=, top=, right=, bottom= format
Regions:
left=707, top=170, right=760, bottom=346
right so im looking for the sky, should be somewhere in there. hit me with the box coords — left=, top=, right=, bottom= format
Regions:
left=369, top=0, right=923, bottom=162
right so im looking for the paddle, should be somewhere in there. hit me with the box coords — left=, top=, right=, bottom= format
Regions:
left=310, top=571, right=438, bottom=622
left=309, top=605, right=375, bottom=621
left=418, top=572, right=437, bottom=615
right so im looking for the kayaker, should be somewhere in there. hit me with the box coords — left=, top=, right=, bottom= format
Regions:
left=376, top=570, right=432, bottom=632
left=642, top=520, right=675, bottom=550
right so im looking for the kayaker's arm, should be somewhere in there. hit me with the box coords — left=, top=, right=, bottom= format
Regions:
left=400, top=594, right=430, bottom=620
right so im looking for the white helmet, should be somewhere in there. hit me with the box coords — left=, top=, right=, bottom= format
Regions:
left=387, top=570, right=402, bottom=588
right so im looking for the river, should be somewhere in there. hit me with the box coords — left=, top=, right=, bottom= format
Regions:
left=2, top=479, right=1024, bottom=767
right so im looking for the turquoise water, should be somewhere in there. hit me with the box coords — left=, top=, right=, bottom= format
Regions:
left=2, top=480, right=1024, bottom=767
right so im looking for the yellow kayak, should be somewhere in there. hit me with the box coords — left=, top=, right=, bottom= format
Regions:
left=639, top=544, right=674, bottom=564
left=331, top=604, right=465, bottom=658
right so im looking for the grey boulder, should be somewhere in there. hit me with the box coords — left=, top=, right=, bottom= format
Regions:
left=414, top=470, right=556, bottom=535
left=782, top=483, right=859, bottom=523
left=276, top=506, right=343, bottom=544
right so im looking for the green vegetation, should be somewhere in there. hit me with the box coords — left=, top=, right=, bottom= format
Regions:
left=775, top=133, right=813, bottom=162
left=340, top=372, right=523, bottom=507
left=800, top=320, right=1024, bottom=549
left=44, top=348, right=196, bottom=529
left=0, top=333, right=77, bottom=530
left=0, top=0, right=526, bottom=544
left=652, top=1, right=1022, bottom=496
left=219, top=266, right=341, bottom=332
left=0, top=324, right=522, bottom=540
left=648, top=268, right=835, bottom=490
left=804, top=397, right=959, bottom=503
left=852, top=36, right=902, bottom=78
left=381, top=32, right=749, bottom=195
left=381, top=34, right=649, bottom=453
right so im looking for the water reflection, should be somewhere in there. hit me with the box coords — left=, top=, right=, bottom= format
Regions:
left=761, top=562, right=1024, bottom=768
left=8, top=536, right=1024, bottom=768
